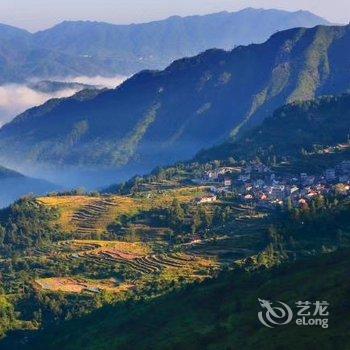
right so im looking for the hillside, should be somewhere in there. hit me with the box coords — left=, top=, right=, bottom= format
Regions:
left=0, top=25, right=349, bottom=186
left=197, top=94, right=350, bottom=163
left=37, top=187, right=205, bottom=235
left=0, top=165, right=59, bottom=207
left=19, top=248, right=350, bottom=350
left=0, top=8, right=328, bottom=83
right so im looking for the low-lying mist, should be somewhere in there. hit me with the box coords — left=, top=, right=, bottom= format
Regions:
left=0, top=84, right=77, bottom=126
left=0, top=75, right=127, bottom=126
left=62, top=75, right=127, bottom=88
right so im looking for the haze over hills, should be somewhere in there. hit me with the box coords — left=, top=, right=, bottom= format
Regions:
left=0, top=8, right=329, bottom=83
left=0, top=24, right=349, bottom=187
left=0, top=165, right=59, bottom=207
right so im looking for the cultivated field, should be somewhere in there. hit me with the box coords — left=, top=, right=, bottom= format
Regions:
left=33, top=239, right=218, bottom=295
left=35, top=277, right=133, bottom=294
left=37, top=187, right=207, bottom=235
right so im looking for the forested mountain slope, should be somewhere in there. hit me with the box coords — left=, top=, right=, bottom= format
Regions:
left=197, top=94, right=350, bottom=162
left=0, top=25, right=349, bottom=184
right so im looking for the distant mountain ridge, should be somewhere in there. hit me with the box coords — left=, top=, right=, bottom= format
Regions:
left=0, top=24, right=349, bottom=187
left=0, top=8, right=329, bottom=83
left=0, top=166, right=59, bottom=207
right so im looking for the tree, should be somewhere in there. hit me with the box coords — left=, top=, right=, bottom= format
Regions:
left=0, top=225, right=5, bottom=246
left=199, top=207, right=211, bottom=230
left=167, top=198, right=185, bottom=232
left=191, top=209, right=202, bottom=234
left=286, top=197, right=293, bottom=212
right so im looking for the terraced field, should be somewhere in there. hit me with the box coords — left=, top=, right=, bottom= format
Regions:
left=37, top=187, right=207, bottom=235
left=80, top=249, right=213, bottom=276
left=34, top=239, right=217, bottom=295
left=37, top=196, right=136, bottom=234
left=187, top=207, right=272, bottom=263
left=35, top=277, right=133, bottom=294
left=65, top=240, right=216, bottom=277
left=32, top=188, right=267, bottom=296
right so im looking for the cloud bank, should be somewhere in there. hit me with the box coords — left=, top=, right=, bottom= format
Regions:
left=0, top=85, right=77, bottom=126
left=0, top=75, right=127, bottom=126
left=67, top=75, right=127, bottom=88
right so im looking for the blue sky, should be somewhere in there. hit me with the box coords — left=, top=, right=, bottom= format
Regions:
left=0, top=0, right=349, bottom=31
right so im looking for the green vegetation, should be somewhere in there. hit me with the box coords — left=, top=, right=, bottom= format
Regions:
left=0, top=198, right=60, bottom=254
left=198, top=94, right=350, bottom=165
left=1, top=87, right=350, bottom=349
left=0, top=188, right=348, bottom=348
left=18, top=247, right=350, bottom=350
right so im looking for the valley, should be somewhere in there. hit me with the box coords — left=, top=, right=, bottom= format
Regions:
left=1, top=93, right=350, bottom=348
left=0, top=4, right=349, bottom=349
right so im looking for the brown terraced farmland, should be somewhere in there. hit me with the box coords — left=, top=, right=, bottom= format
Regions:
left=35, top=277, right=133, bottom=294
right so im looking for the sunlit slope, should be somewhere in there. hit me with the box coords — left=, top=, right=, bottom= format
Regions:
left=33, top=239, right=217, bottom=295
left=37, top=187, right=206, bottom=234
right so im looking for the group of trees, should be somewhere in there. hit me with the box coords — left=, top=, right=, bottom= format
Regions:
left=0, top=293, right=15, bottom=340
left=108, top=197, right=236, bottom=241
left=285, top=194, right=346, bottom=222
left=164, top=199, right=233, bottom=236
left=0, top=198, right=60, bottom=255
left=264, top=195, right=350, bottom=261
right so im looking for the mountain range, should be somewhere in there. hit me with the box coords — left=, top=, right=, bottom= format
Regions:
left=0, top=24, right=349, bottom=187
left=0, top=8, right=329, bottom=83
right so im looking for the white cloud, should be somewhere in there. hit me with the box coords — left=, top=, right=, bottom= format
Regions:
left=0, top=75, right=127, bottom=126
left=0, top=85, right=77, bottom=126
left=68, top=75, right=127, bottom=88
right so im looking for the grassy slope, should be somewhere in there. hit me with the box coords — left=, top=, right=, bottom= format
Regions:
left=23, top=248, right=350, bottom=350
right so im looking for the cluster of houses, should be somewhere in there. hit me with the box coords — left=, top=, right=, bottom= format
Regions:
left=193, top=161, right=350, bottom=207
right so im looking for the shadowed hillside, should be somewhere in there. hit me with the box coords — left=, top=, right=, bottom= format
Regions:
left=15, top=248, right=350, bottom=350
left=197, top=93, right=350, bottom=163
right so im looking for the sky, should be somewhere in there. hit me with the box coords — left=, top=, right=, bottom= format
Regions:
left=0, top=0, right=348, bottom=32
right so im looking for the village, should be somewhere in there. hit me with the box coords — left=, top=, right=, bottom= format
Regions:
left=193, top=160, right=350, bottom=207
